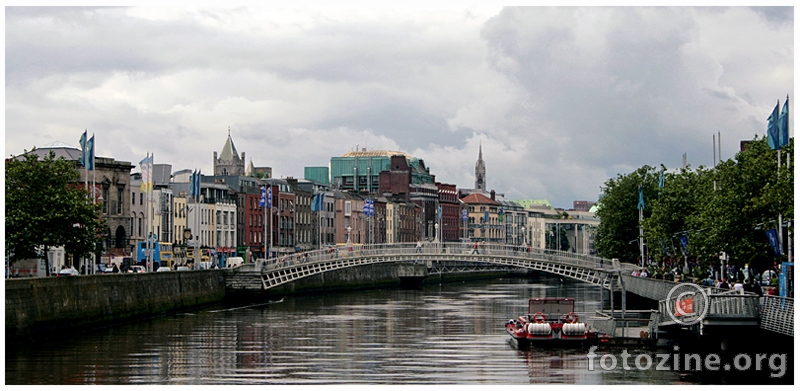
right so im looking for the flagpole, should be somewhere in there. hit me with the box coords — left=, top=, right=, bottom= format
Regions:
left=83, top=131, right=89, bottom=275
left=90, top=134, right=96, bottom=274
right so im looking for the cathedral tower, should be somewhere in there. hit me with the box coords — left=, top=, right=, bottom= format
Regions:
left=213, top=127, right=245, bottom=176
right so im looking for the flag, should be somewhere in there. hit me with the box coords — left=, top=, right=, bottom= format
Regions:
left=259, top=186, right=266, bottom=208
left=637, top=186, right=645, bottom=210
left=194, top=169, right=201, bottom=198
left=79, top=131, right=87, bottom=167
left=658, top=171, right=664, bottom=189
left=86, top=135, right=95, bottom=170
left=462, top=209, right=467, bottom=221
left=312, top=193, right=325, bottom=212
left=778, top=95, right=790, bottom=148
left=679, top=235, right=688, bottom=255
left=498, top=208, right=503, bottom=223
left=767, top=100, right=781, bottom=150
left=190, top=170, right=197, bottom=197
left=766, top=229, right=781, bottom=257
left=267, top=186, right=272, bottom=209
left=139, top=154, right=153, bottom=191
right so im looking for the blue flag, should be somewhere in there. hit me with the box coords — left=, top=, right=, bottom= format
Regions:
left=194, top=169, right=201, bottom=197
left=86, top=135, right=95, bottom=170
left=462, top=209, right=467, bottom=221
left=259, top=186, right=266, bottom=207
left=79, top=131, right=87, bottom=167
left=767, top=100, right=781, bottom=150
left=679, top=235, right=689, bottom=255
left=766, top=229, right=782, bottom=257
left=778, top=95, right=790, bottom=148
left=190, top=170, right=196, bottom=197
left=637, top=186, right=645, bottom=210
left=267, top=187, right=272, bottom=209
left=312, top=193, right=325, bottom=211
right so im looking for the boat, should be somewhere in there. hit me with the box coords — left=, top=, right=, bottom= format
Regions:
left=505, top=298, right=605, bottom=347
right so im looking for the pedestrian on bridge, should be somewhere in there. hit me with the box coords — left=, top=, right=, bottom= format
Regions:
left=471, top=241, right=479, bottom=254
left=416, top=240, right=423, bottom=253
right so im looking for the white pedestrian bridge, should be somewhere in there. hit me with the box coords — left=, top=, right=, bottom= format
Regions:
left=228, top=242, right=792, bottom=337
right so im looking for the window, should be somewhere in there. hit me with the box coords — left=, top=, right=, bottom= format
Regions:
left=132, top=192, right=135, bottom=205
left=102, top=187, right=109, bottom=214
left=117, top=187, right=124, bottom=215
left=140, top=193, right=143, bottom=205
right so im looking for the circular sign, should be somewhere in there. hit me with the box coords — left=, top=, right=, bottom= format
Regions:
left=665, top=282, right=710, bottom=326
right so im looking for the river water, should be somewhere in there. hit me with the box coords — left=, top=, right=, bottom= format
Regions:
left=6, top=274, right=693, bottom=385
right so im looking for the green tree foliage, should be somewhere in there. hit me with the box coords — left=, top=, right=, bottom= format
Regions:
left=5, top=150, right=105, bottom=272
left=595, top=165, right=660, bottom=261
left=596, top=137, right=793, bottom=270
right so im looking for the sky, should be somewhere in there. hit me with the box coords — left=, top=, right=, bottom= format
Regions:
left=4, top=6, right=794, bottom=209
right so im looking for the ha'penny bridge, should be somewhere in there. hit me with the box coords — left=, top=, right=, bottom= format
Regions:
left=227, top=243, right=793, bottom=340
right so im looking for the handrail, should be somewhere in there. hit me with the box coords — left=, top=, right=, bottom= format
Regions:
left=247, top=242, right=612, bottom=272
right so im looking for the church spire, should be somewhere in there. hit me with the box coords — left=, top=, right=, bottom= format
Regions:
left=475, top=142, right=486, bottom=191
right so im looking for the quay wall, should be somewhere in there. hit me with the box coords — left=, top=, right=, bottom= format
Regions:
left=5, top=270, right=226, bottom=344
left=7, top=263, right=511, bottom=343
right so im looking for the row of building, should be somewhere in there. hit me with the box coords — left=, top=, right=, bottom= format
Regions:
left=27, top=133, right=599, bottom=264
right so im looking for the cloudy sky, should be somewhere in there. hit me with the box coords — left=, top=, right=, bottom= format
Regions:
left=4, top=6, right=794, bottom=208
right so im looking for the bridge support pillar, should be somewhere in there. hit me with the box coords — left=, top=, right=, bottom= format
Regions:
left=397, top=263, right=428, bottom=289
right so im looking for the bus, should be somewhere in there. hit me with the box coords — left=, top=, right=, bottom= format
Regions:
left=137, top=242, right=176, bottom=270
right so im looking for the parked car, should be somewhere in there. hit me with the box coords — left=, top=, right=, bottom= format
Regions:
left=128, top=265, right=146, bottom=273
left=176, top=266, right=191, bottom=271
left=156, top=266, right=172, bottom=272
left=761, top=270, right=777, bottom=286
left=57, top=267, right=80, bottom=276
left=96, top=264, right=118, bottom=274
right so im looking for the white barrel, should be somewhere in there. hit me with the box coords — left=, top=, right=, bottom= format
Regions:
left=562, top=323, right=586, bottom=336
left=527, top=322, right=552, bottom=335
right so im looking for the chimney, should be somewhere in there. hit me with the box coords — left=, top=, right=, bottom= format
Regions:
left=490, top=190, right=495, bottom=200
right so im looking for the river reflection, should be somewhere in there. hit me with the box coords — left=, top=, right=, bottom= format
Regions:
left=6, top=274, right=688, bottom=384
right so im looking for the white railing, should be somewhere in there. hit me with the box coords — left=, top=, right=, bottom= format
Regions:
left=760, top=295, right=794, bottom=336
left=247, top=242, right=611, bottom=273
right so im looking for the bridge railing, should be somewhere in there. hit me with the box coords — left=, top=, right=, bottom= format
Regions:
left=252, top=242, right=611, bottom=272
left=658, top=291, right=761, bottom=325
left=760, top=295, right=794, bottom=336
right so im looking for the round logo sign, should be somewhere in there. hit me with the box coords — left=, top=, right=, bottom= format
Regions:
left=665, top=282, right=710, bottom=325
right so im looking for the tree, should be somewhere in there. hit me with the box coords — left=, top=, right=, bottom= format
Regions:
left=6, top=149, right=105, bottom=274
left=689, top=137, right=793, bottom=271
left=597, top=136, right=793, bottom=272
left=595, top=165, right=660, bottom=261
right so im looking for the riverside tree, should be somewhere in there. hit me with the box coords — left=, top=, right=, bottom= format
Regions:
left=595, top=136, right=793, bottom=273
left=5, top=149, right=105, bottom=275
